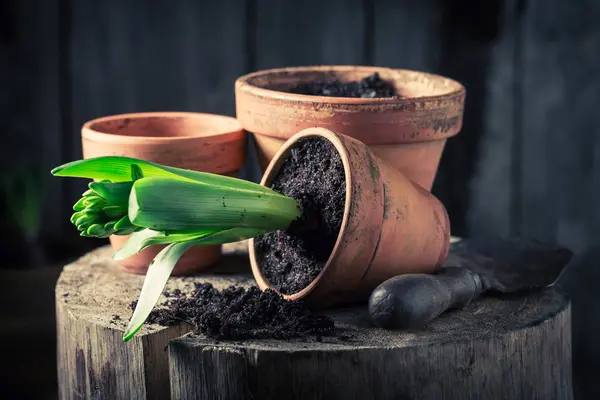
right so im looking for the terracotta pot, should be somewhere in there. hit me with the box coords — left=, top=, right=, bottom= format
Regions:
left=81, top=112, right=246, bottom=275
left=249, top=128, right=450, bottom=307
left=235, top=66, right=466, bottom=190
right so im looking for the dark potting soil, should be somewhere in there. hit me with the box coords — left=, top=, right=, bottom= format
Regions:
left=131, top=283, right=335, bottom=340
left=255, top=138, right=346, bottom=294
left=289, top=72, right=399, bottom=98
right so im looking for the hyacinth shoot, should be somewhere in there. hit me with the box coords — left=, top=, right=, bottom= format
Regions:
left=52, top=156, right=302, bottom=341
left=71, top=180, right=141, bottom=238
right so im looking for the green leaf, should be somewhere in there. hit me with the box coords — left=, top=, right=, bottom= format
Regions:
left=114, top=215, right=134, bottom=231
left=89, top=181, right=133, bottom=204
left=52, top=156, right=279, bottom=195
left=131, top=164, right=144, bottom=181
left=113, top=229, right=166, bottom=260
left=190, top=227, right=270, bottom=245
left=104, top=221, right=116, bottom=233
left=122, top=240, right=198, bottom=342
left=115, top=226, right=137, bottom=236
left=128, top=177, right=301, bottom=232
left=113, top=229, right=215, bottom=260
left=120, top=226, right=267, bottom=342
left=113, top=227, right=266, bottom=261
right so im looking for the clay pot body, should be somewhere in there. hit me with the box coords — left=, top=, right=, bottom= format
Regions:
left=81, top=112, right=246, bottom=275
left=236, top=66, right=466, bottom=190
left=249, top=128, right=450, bottom=307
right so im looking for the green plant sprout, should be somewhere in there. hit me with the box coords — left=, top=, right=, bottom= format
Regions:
left=52, top=156, right=301, bottom=341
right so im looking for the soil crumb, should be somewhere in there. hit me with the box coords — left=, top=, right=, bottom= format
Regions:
left=255, top=137, right=346, bottom=294
left=133, top=283, right=335, bottom=341
left=289, top=72, right=398, bottom=98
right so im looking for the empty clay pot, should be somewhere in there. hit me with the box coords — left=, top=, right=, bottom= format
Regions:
left=235, top=66, right=466, bottom=190
left=249, top=128, right=451, bottom=307
left=81, top=112, right=246, bottom=275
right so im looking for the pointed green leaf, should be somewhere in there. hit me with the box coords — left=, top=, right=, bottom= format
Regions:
left=114, top=227, right=269, bottom=262
left=52, top=156, right=279, bottom=194
left=131, top=164, right=144, bottom=181
left=113, top=229, right=167, bottom=260
left=104, top=221, right=116, bottom=232
left=115, top=226, right=137, bottom=236
left=113, top=228, right=216, bottom=260
left=114, top=215, right=134, bottom=231
left=190, top=227, right=270, bottom=245
left=122, top=240, right=198, bottom=342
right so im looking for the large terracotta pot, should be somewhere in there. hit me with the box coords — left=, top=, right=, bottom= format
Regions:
left=235, top=66, right=466, bottom=190
left=81, top=112, right=246, bottom=275
left=249, top=128, right=450, bottom=307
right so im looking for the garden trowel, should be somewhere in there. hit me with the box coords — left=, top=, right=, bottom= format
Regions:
left=368, top=236, right=573, bottom=329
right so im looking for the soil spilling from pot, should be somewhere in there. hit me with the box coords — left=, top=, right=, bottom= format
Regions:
left=131, top=283, right=335, bottom=340
left=289, top=72, right=398, bottom=98
left=255, top=138, right=346, bottom=294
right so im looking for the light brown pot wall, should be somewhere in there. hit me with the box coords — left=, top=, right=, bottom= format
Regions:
left=81, top=112, right=246, bottom=275
left=236, top=66, right=465, bottom=190
left=249, top=128, right=450, bottom=307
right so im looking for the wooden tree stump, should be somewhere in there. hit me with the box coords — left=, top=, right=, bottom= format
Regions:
left=169, top=290, right=572, bottom=400
left=55, top=242, right=252, bottom=400
left=57, top=244, right=572, bottom=400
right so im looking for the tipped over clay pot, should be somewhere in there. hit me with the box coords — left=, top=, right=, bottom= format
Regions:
left=82, top=112, right=246, bottom=275
left=235, top=65, right=465, bottom=190
left=249, top=127, right=450, bottom=307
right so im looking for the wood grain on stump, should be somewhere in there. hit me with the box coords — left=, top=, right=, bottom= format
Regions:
left=55, top=242, right=252, bottom=400
left=56, top=244, right=572, bottom=400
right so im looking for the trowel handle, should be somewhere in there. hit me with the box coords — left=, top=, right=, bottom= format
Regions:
left=368, top=267, right=484, bottom=329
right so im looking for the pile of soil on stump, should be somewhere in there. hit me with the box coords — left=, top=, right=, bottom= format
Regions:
left=131, top=283, right=335, bottom=341
left=289, top=72, right=399, bottom=98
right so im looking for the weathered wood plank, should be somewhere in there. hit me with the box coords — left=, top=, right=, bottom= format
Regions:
left=519, top=2, right=600, bottom=399
left=373, top=0, right=443, bottom=71
left=67, top=0, right=248, bottom=194
left=247, top=0, right=367, bottom=182
left=466, top=0, right=519, bottom=238
left=520, top=0, right=600, bottom=251
left=431, top=0, right=504, bottom=236
left=0, top=0, right=62, bottom=255
left=254, top=0, right=366, bottom=68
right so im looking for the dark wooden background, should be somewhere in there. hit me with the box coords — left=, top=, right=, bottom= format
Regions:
left=1, top=0, right=599, bottom=398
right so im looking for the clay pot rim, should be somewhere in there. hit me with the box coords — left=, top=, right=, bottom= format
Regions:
left=82, top=111, right=244, bottom=144
left=249, top=127, right=353, bottom=301
left=236, top=65, right=466, bottom=107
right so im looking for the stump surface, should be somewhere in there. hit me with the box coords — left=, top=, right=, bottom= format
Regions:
left=56, top=245, right=572, bottom=400
left=56, top=242, right=251, bottom=400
